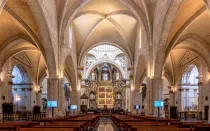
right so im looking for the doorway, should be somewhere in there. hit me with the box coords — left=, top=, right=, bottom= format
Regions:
left=204, top=106, right=209, bottom=121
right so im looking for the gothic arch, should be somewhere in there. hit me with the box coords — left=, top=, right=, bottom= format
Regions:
left=0, top=38, right=39, bottom=70
left=59, top=0, right=150, bottom=62
left=84, top=59, right=126, bottom=79
left=64, top=55, right=77, bottom=90
left=154, top=0, right=184, bottom=78
left=171, top=34, right=210, bottom=71
left=27, top=0, right=58, bottom=78
left=79, top=42, right=132, bottom=66
left=164, top=69, right=173, bottom=86
left=135, top=55, right=147, bottom=90
left=0, top=0, right=7, bottom=14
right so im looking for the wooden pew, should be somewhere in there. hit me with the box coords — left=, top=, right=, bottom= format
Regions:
left=125, top=122, right=165, bottom=131
left=194, top=124, right=210, bottom=131
left=34, top=122, right=87, bottom=131
left=67, top=114, right=100, bottom=128
left=0, top=124, right=18, bottom=131
left=131, top=125, right=192, bottom=131
left=18, top=128, right=75, bottom=131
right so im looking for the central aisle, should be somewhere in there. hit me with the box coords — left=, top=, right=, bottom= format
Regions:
left=95, top=117, right=117, bottom=131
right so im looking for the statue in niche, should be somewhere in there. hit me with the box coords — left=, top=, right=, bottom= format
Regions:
left=90, top=93, right=95, bottom=99
left=116, top=93, right=121, bottom=99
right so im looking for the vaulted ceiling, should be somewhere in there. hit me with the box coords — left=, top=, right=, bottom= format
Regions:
left=72, top=0, right=138, bottom=60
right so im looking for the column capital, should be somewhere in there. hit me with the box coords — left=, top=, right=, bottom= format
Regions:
left=185, top=88, right=190, bottom=91
left=152, top=78, right=163, bottom=84
left=47, top=77, right=59, bottom=83
left=198, top=82, right=202, bottom=86
left=178, top=88, right=184, bottom=92
left=77, top=66, right=83, bottom=79
left=128, top=66, right=134, bottom=80
left=127, top=66, right=134, bottom=71
left=194, top=89, right=198, bottom=92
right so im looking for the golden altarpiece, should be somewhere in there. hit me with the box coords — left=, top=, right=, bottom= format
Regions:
left=81, top=63, right=130, bottom=109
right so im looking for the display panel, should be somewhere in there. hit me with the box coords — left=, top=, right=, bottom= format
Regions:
left=154, top=101, right=164, bottom=107
left=134, top=105, right=140, bottom=109
left=47, top=101, right=57, bottom=107
left=71, top=105, right=77, bottom=110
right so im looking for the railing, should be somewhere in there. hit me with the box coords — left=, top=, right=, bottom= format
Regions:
left=0, top=112, right=46, bottom=121
left=179, top=111, right=202, bottom=120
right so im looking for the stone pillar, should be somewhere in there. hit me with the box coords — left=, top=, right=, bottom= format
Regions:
left=132, top=88, right=141, bottom=114
left=58, top=78, right=66, bottom=116
left=145, top=77, right=153, bottom=116
left=7, top=58, right=13, bottom=103
left=128, top=66, right=134, bottom=112
left=194, top=89, right=198, bottom=110
left=70, top=90, right=78, bottom=114
left=139, top=86, right=143, bottom=113
left=198, top=82, right=203, bottom=111
left=185, top=88, right=189, bottom=110
left=36, top=92, right=41, bottom=106
left=169, top=86, right=175, bottom=106
left=153, top=78, right=164, bottom=117
left=77, top=66, right=83, bottom=112
left=125, top=87, right=130, bottom=111
left=47, top=78, right=59, bottom=117
left=177, top=88, right=183, bottom=111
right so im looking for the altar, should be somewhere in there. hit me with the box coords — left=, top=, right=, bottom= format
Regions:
left=80, top=63, right=130, bottom=111
left=98, top=86, right=113, bottom=108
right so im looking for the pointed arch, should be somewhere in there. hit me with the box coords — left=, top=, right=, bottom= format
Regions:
left=27, top=0, right=58, bottom=77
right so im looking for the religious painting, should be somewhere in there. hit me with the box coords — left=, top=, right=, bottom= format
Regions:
left=106, top=87, right=112, bottom=92
left=106, top=93, right=112, bottom=98
left=99, top=99, right=105, bottom=104
left=99, top=93, right=105, bottom=98
left=98, top=86, right=113, bottom=105
left=98, top=87, right=105, bottom=92
left=106, top=98, right=112, bottom=105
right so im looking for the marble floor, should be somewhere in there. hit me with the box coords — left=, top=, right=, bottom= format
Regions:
left=95, top=117, right=118, bottom=131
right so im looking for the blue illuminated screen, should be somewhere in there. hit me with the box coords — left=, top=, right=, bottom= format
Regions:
left=47, top=101, right=57, bottom=107
left=134, top=105, right=140, bottom=109
left=154, top=101, right=164, bottom=107
left=71, top=105, right=77, bottom=110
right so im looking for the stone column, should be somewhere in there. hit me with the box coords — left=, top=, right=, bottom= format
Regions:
left=139, top=86, right=143, bottom=113
left=169, top=86, right=175, bottom=106
left=153, top=78, right=164, bottom=117
left=198, top=82, right=202, bottom=111
left=0, top=70, right=2, bottom=112
left=70, top=90, right=78, bottom=114
left=145, top=77, right=153, bottom=116
left=77, top=66, right=83, bottom=112
left=125, top=86, right=130, bottom=111
left=196, top=75, right=203, bottom=111
left=7, top=58, right=13, bottom=103
left=128, top=66, right=134, bottom=112
left=132, top=83, right=142, bottom=114
left=194, top=89, right=198, bottom=110
left=177, top=88, right=183, bottom=111
left=36, top=91, right=41, bottom=106
left=47, top=78, right=59, bottom=117
left=185, top=88, right=189, bottom=110
left=58, top=78, right=65, bottom=116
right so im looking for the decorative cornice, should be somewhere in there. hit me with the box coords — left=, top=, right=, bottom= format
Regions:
left=12, top=83, right=33, bottom=86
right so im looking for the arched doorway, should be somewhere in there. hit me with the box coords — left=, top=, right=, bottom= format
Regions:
left=181, top=64, right=199, bottom=111
left=12, top=65, right=31, bottom=111
left=81, top=44, right=130, bottom=111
